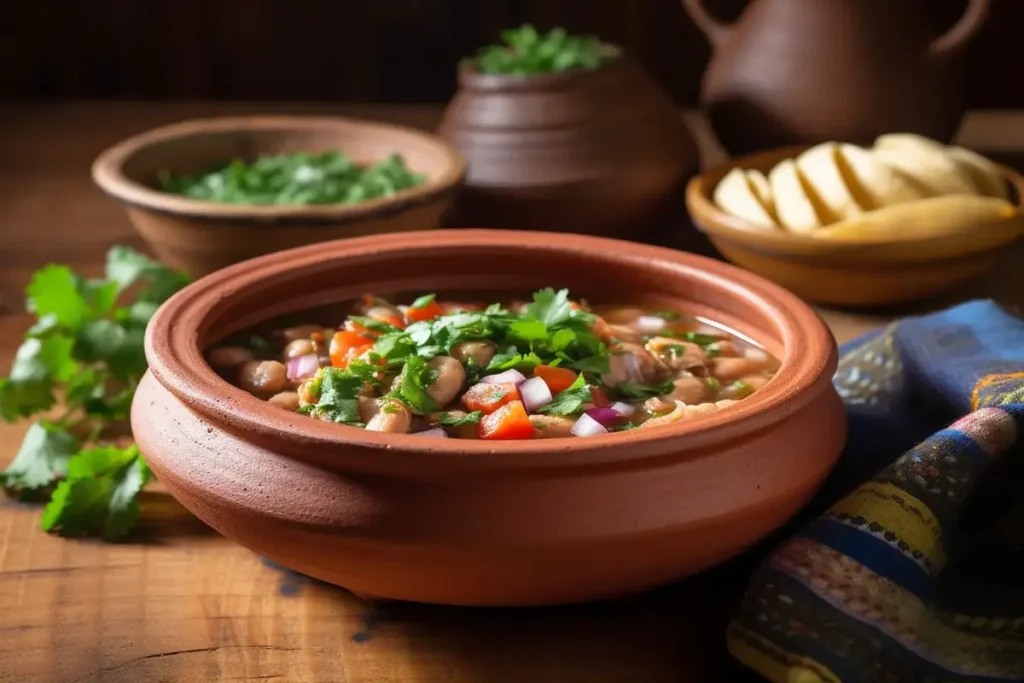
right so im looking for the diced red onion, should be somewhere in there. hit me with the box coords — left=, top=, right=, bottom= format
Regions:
left=636, top=315, right=667, bottom=333
left=610, top=401, right=636, bottom=417
left=481, top=369, right=527, bottom=385
left=519, top=376, right=552, bottom=412
left=417, top=427, right=449, bottom=438
left=287, top=353, right=320, bottom=381
left=585, top=406, right=621, bottom=426
left=571, top=413, right=609, bottom=437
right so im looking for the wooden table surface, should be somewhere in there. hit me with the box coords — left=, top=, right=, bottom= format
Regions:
left=2, top=102, right=1024, bottom=683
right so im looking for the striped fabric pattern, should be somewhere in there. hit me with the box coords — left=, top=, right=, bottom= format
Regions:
left=728, top=301, right=1024, bottom=683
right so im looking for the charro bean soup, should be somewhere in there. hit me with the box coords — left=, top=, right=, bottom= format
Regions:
left=206, top=289, right=779, bottom=440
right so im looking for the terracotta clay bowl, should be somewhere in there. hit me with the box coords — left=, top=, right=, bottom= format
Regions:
left=686, top=146, right=1024, bottom=307
left=92, top=116, right=466, bottom=276
left=133, top=229, right=844, bottom=607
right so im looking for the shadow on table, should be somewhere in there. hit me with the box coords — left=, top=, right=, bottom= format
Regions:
left=261, top=552, right=766, bottom=683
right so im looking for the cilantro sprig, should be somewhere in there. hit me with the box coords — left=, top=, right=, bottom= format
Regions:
left=0, top=246, right=190, bottom=540
left=472, top=25, right=618, bottom=76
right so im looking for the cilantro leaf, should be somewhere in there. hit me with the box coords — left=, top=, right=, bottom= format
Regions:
left=436, top=411, right=482, bottom=427
left=486, top=350, right=544, bottom=373
left=508, top=319, right=548, bottom=343
left=107, top=245, right=191, bottom=302
left=373, top=332, right=417, bottom=361
left=0, top=337, right=78, bottom=420
left=410, top=293, right=436, bottom=309
left=525, top=288, right=572, bottom=326
left=538, top=373, right=591, bottom=416
left=41, top=444, right=152, bottom=541
left=612, top=422, right=639, bottom=432
left=0, top=422, right=80, bottom=496
left=394, top=356, right=439, bottom=415
left=349, top=316, right=402, bottom=335
left=614, top=380, right=675, bottom=400
left=310, top=368, right=365, bottom=425
left=25, top=265, right=92, bottom=330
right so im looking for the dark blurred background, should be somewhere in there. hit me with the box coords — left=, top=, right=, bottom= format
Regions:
left=2, top=0, right=1020, bottom=106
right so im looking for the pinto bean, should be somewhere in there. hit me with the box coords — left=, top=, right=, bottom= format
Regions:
left=645, top=338, right=706, bottom=373
left=638, top=399, right=738, bottom=429
left=280, top=325, right=323, bottom=343
left=603, top=343, right=666, bottom=386
left=710, top=357, right=770, bottom=381
left=529, top=415, right=576, bottom=438
left=426, top=356, right=467, bottom=408
left=237, top=360, right=287, bottom=395
left=268, top=391, right=300, bottom=411
left=283, top=339, right=316, bottom=360
left=365, top=399, right=412, bottom=433
left=450, top=341, right=496, bottom=368
left=208, top=346, right=254, bottom=369
left=670, top=375, right=707, bottom=404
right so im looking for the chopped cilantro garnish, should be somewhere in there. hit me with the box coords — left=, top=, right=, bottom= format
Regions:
left=652, top=310, right=682, bottom=321
left=410, top=293, right=436, bottom=309
left=538, top=373, right=591, bottom=416
left=612, top=422, right=639, bottom=432
left=614, top=380, right=675, bottom=400
left=308, top=367, right=365, bottom=426
left=704, top=377, right=722, bottom=393
left=486, top=350, right=544, bottom=374
left=394, top=356, right=439, bottom=415
left=349, top=316, right=401, bottom=334
left=730, top=380, right=754, bottom=399
left=684, top=332, right=722, bottom=348
left=436, top=411, right=483, bottom=427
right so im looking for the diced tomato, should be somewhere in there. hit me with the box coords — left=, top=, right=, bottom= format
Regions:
left=461, top=382, right=521, bottom=414
left=589, top=386, right=610, bottom=407
left=479, top=400, right=535, bottom=440
left=406, top=299, right=444, bottom=323
left=593, top=316, right=613, bottom=340
left=533, top=365, right=579, bottom=394
left=345, top=321, right=378, bottom=338
left=330, top=331, right=374, bottom=368
left=371, top=313, right=406, bottom=329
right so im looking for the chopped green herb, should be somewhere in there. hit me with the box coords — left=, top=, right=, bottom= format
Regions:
left=486, top=350, right=544, bottom=374
left=652, top=310, right=682, bottom=321
left=436, top=411, right=483, bottom=427
left=350, top=316, right=402, bottom=334
left=612, top=422, right=639, bottom=432
left=704, top=377, right=722, bottom=393
left=410, top=293, right=436, bottom=309
left=394, top=356, right=439, bottom=415
left=538, top=373, right=591, bottom=416
left=0, top=247, right=190, bottom=538
left=684, top=332, right=723, bottom=348
left=614, top=380, right=675, bottom=400
left=472, top=25, right=618, bottom=76
left=730, top=380, right=754, bottom=399
left=309, top=367, right=365, bottom=425
left=158, top=151, right=427, bottom=206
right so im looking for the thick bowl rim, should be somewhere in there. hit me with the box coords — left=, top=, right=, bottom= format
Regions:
left=685, top=145, right=1024, bottom=260
left=90, top=115, right=467, bottom=223
left=142, top=229, right=838, bottom=472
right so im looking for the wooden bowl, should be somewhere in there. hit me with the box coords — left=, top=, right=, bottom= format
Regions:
left=685, top=146, right=1024, bottom=307
left=134, top=229, right=844, bottom=607
left=92, top=116, right=466, bottom=276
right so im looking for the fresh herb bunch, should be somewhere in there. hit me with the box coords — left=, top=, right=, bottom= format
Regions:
left=299, top=288, right=684, bottom=426
left=158, top=151, right=427, bottom=206
left=472, top=24, right=618, bottom=76
left=0, top=247, right=190, bottom=540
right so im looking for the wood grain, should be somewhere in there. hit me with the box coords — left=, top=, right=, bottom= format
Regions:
left=1, top=103, right=1024, bottom=683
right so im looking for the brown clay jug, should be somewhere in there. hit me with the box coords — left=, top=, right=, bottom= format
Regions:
left=438, top=55, right=699, bottom=241
left=684, top=0, right=991, bottom=156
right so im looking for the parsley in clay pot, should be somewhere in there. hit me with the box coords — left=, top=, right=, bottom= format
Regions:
left=438, top=25, right=699, bottom=241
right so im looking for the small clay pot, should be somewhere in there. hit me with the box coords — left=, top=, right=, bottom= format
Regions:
left=438, top=56, right=699, bottom=240
left=134, top=229, right=843, bottom=607
left=92, top=116, right=466, bottom=276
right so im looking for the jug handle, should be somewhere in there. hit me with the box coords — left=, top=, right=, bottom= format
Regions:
left=682, top=0, right=736, bottom=49
left=931, top=0, right=990, bottom=58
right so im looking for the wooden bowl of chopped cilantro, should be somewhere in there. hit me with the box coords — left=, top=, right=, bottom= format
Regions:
left=92, top=116, right=466, bottom=275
